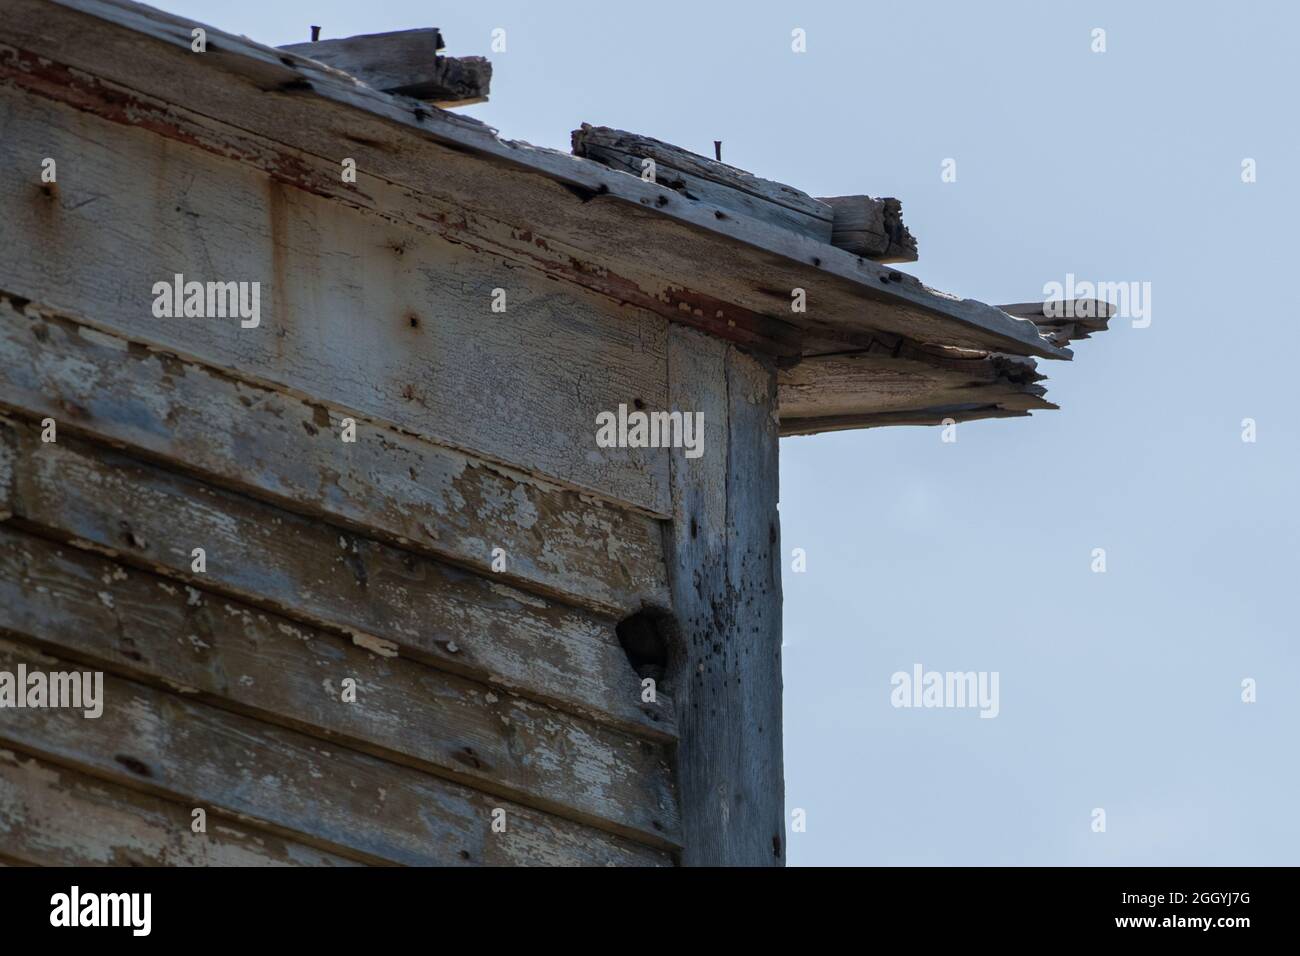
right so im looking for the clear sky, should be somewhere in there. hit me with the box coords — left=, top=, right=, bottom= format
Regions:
left=155, top=0, right=1299, bottom=865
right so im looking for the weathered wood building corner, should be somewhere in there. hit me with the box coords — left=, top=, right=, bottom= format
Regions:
left=0, top=0, right=1111, bottom=866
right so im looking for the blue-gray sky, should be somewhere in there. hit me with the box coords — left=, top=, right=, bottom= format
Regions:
left=157, top=0, right=1299, bottom=865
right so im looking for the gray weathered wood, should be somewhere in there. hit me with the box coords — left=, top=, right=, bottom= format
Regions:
left=781, top=405, right=1032, bottom=436
left=997, top=300, right=1114, bottom=346
left=778, top=348, right=1052, bottom=435
left=0, top=748, right=358, bottom=866
left=0, top=524, right=681, bottom=846
left=664, top=327, right=785, bottom=865
left=573, top=124, right=834, bottom=244
left=819, top=195, right=918, bottom=263
left=0, top=297, right=670, bottom=617
left=278, top=30, right=492, bottom=107
left=0, top=423, right=675, bottom=741
left=0, top=80, right=673, bottom=516
left=0, top=636, right=673, bottom=866
left=2, top=0, right=1070, bottom=359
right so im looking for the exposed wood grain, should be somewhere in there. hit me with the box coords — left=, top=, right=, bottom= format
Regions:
left=778, top=348, right=1053, bottom=435
left=997, top=300, right=1114, bottom=346
left=0, top=637, right=673, bottom=866
left=819, top=195, right=917, bottom=263
left=572, top=124, right=833, bottom=243
left=0, top=419, right=11, bottom=522
left=0, top=296, right=670, bottom=617
left=2, top=0, right=1070, bottom=359
left=780, top=405, right=1031, bottom=435
left=278, top=31, right=491, bottom=107
left=0, top=524, right=681, bottom=846
left=0, top=422, right=676, bottom=742
left=0, top=79, right=673, bottom=516
left=282, top=29, right=445, bottom=77
left=664, top=328, right=785, bottom=865
left=0, top=748, right=358, bottom=866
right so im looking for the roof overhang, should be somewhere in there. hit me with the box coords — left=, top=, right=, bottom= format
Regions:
left=3, top=0, right=1112, bottom=434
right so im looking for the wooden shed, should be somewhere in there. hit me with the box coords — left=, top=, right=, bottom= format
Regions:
left=0, top=0, right=1109, bottom=866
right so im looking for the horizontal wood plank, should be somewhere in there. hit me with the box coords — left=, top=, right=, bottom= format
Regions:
left=778, top=348, right=1052, bottom=433
left=996, top=300, right=1114, bottom=346
left=0, top=422, right=676, bottom=741
left=780, top=405, right=1032, bottom=435
left=0, top=748, right=358, bottom=866
left=572, top=124, right=833, bottom=243
left=0, top=524, right=681, bottom=846
left=0, top=77, right=672, bottom=516
left=0, top=637, right=673, bottom=866
left=0, top=296, right=670, bottom=617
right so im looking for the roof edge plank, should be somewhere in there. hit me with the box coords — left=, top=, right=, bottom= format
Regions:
left=572, top=123, right=834, bottom=243
left=277, top=29, right=492, bottom=108
left=818, top=195, right=918, bottom=263
left=28, top=0, right=1071, bottom=361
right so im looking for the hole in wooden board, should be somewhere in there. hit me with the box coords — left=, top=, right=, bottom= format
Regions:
left=616, top=609, right=674, bottom=686
left=114, top=755, right=152, bottom=777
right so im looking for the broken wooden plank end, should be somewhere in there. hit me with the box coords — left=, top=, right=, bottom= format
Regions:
left=819, top=195, right=918, bottom=263
left=278, top=29, right=490, bottom=108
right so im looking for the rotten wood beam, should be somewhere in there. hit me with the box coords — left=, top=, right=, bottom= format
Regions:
left=778, top=346, right=1054, bottom=437
left=819, top=194, right=918, bottom=263
left=573, top=123, right=835, bottom=244
left=278, top=29, right=491, bottom=107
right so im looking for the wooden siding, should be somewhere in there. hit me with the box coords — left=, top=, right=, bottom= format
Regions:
left=0, top=0, right=793, bottom=866
left=0, top=405, right=674, bottom=741
left=0, top=298, right=670, bottom=617
left=0, top=523, right=679, bottom=845
left=0, top=81, right=687, bottom=863
left=0, top=80, right=672, bottom=517
left=0, top=748, right=361, bottom=867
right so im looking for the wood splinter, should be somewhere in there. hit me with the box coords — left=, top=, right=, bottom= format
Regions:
left=278, top=28, right=491, bottom=108
left=818, top=195, right=918, bottom=263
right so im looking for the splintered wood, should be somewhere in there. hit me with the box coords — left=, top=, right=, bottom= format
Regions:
left=572, top=125, right=918, bottom=263
left=278, top=28, right=492, bottom=107
left=819, top=195, right=918, bottom=263
left=573, top=123, right=836, bottom=244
